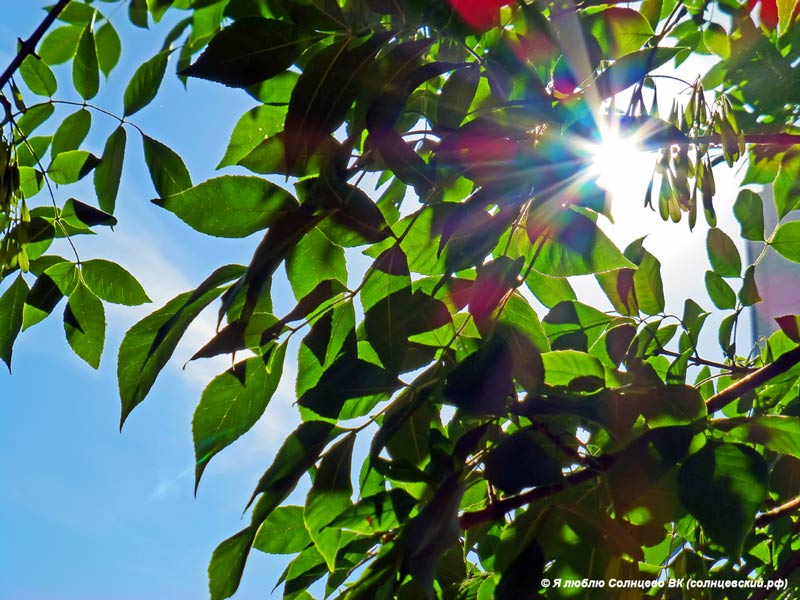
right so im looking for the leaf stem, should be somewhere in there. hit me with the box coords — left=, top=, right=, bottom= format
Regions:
left=0, top=0, right=72, bottom=90
left=656, top=348, right=756, bottom=374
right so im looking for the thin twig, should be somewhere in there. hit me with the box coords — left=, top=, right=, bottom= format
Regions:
left=657, top=348, right=756, bottom=374
left=0, top=0, right=72, bottom=90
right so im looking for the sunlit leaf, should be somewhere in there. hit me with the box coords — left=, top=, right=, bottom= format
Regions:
left=707, top=227, right=741, bottom=277
left=772, top=221, right=800, bottom=263
left=51, top=109, right=92, bottom=157
left=72, top=24, right=99, bottom=100
left=153, top=175, right=297, bottom=238
left=193, top=343, right=287, bottom=488
left=0, top=275, right=29, bottom=371
left=678, top=442, right=767, bottom=554
left=182, top=18, right=321, bottom=87
left=81, top=259, right=150, bottom=306
left=123, top=50, right=171, bottom=116
left=95, top=21, right=121, bottom=76
left=63, top=282, right=105, bottom=368
left=142, top=134, right=192, bottom=197
left=48, top=150, right=100, bottom=184
left=19, top=55, right=57, bottom=97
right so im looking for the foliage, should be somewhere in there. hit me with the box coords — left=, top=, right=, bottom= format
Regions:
left=4, top=0, right=800, bottom=598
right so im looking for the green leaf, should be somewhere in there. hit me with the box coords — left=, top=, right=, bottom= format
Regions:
left=147, top=0, right=174, bottom=22
left=63, top=282, right=106, bottom=369
left=305, top=433, right=356, bottom=571
left=774, top=151, right=800, bottom=218
left=443, top=335, right=514, bottom=416
left=48, top=150, right=100, bottom=185
left=57, top=2, right=98, bottom=25
left=772, top=221, right=800, bottom=263
left=95, top=21, right=121, bottom=76
left=73, top=25, right=99, bottom=100
left=284, top=33, right=388, bottom=170
left=485, top=431, right=563, bottom=494
left=678, top=442, right=767, bottom=554
left=0, top=275, right=29, bottom=371
left=19, top=55, right=58, bottom=97
left=532, top=213, right=634, bottom=276
left=38, top=25, right=82, bottom=65
left=217, top=104, right=288, bottom=168
left=81, top=259, right=150, bottom=306
left=704, top=270, right=736, bottom=310
left=495, top=541, right=545, bottom=600
left=193, top=343, right=287, bottom=488
left=588, top=7, right=654, bottom=58
left=123, top=50, right=171, bottom=116
left=526, top=270, right=577, bottom=308
left=152, top=175, right=297, bottom=238
left=594, top=47, right=683, bottom=98
left=23, top=272, right=64, bottom=330
left=436, top=64, right=480, bottom=130
left=61, top=198, right=117, bottom=229
left=15, top=135, right=51, bottom=168
left=703, top=23, right=730, bottom=59
left=182, top=18, right=320, bottom=87
left=541, top=349, right=605, bottom=387
left=739, top=265, right=761, bottom=307
left=253, top=506, right=311, bottom=554
left=733, top=189, right=764, bottom=242
left=142, top=135, right=192, bottom=197
left=633, top=248, right=665, bottom=315
left=118, top=265, right=244, bottom=427
left=285, top=226, right=347, bottom=300
left=94, top=126, right=127, bottom=214
left=16, top=103, right=55, bottom=137
left=298, top=356, right=400, bottom=419
left=707, top=227, right=741, bottom=277
left=245, top=70, right=299, bottom=104
left=51, top=109, right=92, bottom=157
left=717, top=416, right=800, bottom=458
left=208, top=526, right=257, bottom=600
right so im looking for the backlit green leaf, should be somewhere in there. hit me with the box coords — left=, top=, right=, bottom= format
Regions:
left=73, top=24, right=99, bottom=100
left=0, top=275, right=29, bottom=371
left=19, top=55, right=57, bottom=97
left=48, top=150, right=100, bottom=184
left=678, top=442, right=767, bottom=554
left=193, top=343, right=287, bottom=488
left=94, top=126, right=127, bottom=214
left=182, top=18, right=320, bottom=87
left=707, top=227, right=741, bottom=277
left=124, top=50, right=171, bottom=116
left=739, top=265, right=761, bottom=307
left=704, top=270, right=736, bottom=310
left=772, top=221, right=800, bottom=263
left=81, top=259, right=150, bottom=306
left=63, top=282, right=105, bottom=368
left=38, top=25, right=82, bottom=65
left=142, top=134, right=192, bottom=197
left=51, top=109, right=92, bottom=157
left=253, top=506, right=311, bottom=555
left=118, top=265, right=244, bottom=427
left=733, top=189, right=764, bottom=242
left=152, top=175, right=297, bottom=238
left=218, top=104, right=288, bottom=168
left=541, top=349, right=605, bottom=387
left=95, top=21, right=121, bottom=76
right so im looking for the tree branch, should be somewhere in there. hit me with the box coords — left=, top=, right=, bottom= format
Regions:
left=706, top=346, right=800, bottom=414
left=755, top=495, right=800, bottom=528
left=0, top=0, right=72, bottom=90
left=459, top=456, right=613, bottom=529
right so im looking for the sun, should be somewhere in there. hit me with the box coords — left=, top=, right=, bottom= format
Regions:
left=588, top=124, right=656, bottom=200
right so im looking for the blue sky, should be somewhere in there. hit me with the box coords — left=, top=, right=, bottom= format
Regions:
left=0, top=3, right=299, bottom=598
left=0, top=3, right=765, bottom=600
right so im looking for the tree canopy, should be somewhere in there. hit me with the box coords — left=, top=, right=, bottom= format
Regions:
left=4, top=0, right=800, bottom=598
